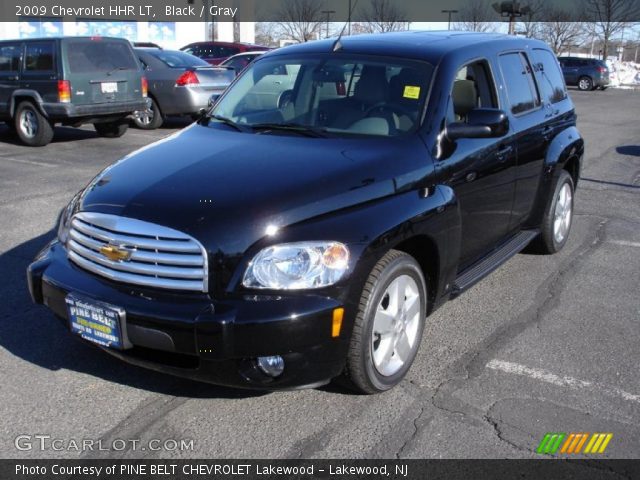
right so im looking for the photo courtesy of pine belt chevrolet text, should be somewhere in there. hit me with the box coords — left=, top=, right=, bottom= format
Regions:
left=27, top=32, right=583, bottom=394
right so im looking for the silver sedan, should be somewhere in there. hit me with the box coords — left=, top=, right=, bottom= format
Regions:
left=133, top=49, right=235, bottom=129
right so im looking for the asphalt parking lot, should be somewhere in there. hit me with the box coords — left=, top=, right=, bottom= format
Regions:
left=1, top=89, right=639, bottom=461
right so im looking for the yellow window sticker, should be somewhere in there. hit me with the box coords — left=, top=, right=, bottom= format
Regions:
left=403, top=85, right=421, bottom=99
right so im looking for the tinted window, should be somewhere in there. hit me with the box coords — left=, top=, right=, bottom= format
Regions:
left=531, top=49, right=567, bottom=104
left=150, top=50, right=209, bottom=68
left=25, top=42, right=54, bottom=71
left=66, top=39, right=138, bottom=73
left=499, top=52, right=540, bottom=115
left=218, top=46, right=240, bottom=57
left=0, top=44, right=21, bottom=72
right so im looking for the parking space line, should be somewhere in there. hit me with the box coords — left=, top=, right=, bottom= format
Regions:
left=609, top=240, right=640, bottom=248
left=487, top=359, right=640, bottom=405
left=0, top=157, right=55, bottom=168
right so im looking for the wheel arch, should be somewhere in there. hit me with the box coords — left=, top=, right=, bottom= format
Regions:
left=10, top=91, right=47, bottom=118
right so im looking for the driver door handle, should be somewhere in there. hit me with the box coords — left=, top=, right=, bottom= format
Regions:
left=496, top=145, right=513, bottom=162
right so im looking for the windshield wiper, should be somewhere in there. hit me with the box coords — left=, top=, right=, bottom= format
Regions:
left=106, top=66, right=128, bottom=76
left=250, top=123, right=329, bottom=138
left=209, top=115, right=250, bottom=132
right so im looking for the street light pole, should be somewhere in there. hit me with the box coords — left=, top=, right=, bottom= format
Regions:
left=322, top=10, right=336, bottom=39
left=441, top=9, right=458, bottom=30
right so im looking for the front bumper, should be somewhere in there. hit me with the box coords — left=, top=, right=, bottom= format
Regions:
left=27, top=241, right=350, bottom=390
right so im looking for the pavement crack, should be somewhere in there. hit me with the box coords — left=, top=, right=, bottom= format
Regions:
left=394, top=405, right=428, bottom=459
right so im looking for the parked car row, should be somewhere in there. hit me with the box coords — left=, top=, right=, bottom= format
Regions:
left=0, top=37, right=272, bottom=145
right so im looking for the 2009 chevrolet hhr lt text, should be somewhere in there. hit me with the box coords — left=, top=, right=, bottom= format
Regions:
left=28, top=32, right=583, bottom=394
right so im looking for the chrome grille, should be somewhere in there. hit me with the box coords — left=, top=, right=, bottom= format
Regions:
left=67, top=212, right=208, bottom=292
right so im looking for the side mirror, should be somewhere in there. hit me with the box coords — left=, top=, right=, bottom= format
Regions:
left=446, top=108, right=509, bottom=141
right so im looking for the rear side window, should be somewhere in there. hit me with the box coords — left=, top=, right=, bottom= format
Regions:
left=0, top=44, right=21, bottom=72
left=531, top=49, right=567, bottom=104
left=66, top=40, right=138, bottom=74
left=498, top=52, right=540, bottom=115
left=25, top=42, right=54, bottom=72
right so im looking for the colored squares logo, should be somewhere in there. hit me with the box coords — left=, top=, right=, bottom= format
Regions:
left=537, top=433, right=613, bottom=455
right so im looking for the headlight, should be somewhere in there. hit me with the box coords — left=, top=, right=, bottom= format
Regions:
left=243, top=241, right=350, bottom=290
left=57, top=194, right=79, bottom=245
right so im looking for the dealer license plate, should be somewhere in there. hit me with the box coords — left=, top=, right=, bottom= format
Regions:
left=65, top=295, right=124, bottom=349
left=101, top=82, right=118, bottom=94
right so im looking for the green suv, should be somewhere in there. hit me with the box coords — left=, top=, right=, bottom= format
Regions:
left=0, top=36, right=148, bottom=146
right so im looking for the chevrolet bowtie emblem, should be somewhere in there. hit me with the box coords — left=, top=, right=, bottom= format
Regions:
left=99, top=244, right=133, bottom=262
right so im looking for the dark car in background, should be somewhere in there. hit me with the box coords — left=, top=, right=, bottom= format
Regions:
left=180, top=41, right=269, bottom=65
left=132, top=49, right=235, bottom=129
left=219, top=51, right=265, bottom=75
left=558, top=56, right=610, bottom=90
left=0, top=36, right=147, bottom=146
left=29, top=32, right=583, bottom=394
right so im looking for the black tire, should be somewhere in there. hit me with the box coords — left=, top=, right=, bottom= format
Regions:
left=577, top=76, right=593, bottom=91
left=599, top=86, right=608, bottom=91
left=14, top=101, right=54, bottom=147
left=343, top=250, right=427, bottom=394
left=132, top=97, right=163, bottom=130
left=94, top=121, right=129, bottom=138
left=532, top=170, right=575, bottom=254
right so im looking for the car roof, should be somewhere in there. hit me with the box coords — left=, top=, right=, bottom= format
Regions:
left=0, top=36, right=127, bottom=43
left=266, top=31, right=549, bottom=65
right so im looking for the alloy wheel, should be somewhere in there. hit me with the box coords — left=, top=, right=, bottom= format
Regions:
left=553, top=183, right=573, bottom=244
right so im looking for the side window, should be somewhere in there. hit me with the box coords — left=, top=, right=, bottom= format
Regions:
left=0, top=44, right=21, bottom=72
left=531, top=49, right=567, bottom=104
left=24, top=42, right=54, bottom=72
left=498, top=52, right=540, bottom=115
left=450, top=60, right=498, bottom=123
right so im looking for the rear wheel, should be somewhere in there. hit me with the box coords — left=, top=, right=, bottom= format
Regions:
left=343, top=250, right=427, bottom=394
left=132, top=97, right=163, bottom=130
left=14, top=101, right=54, bottom=147
left=94, top=121, right=128, bottom=138
left=578, top=76, right=593, bottom=91
left=533, top=170, right=574, bottom=254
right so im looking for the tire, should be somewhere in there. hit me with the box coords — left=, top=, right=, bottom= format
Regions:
left=14, top=101, right=54, bottom=147
left=577, top=76, right=593, bottom=91
left=132, top=97, right=163, bottom=130
left=599, top=86, right=608, bottom=91
left=94, top=121, right=129, bottom=138
left=533, top=170, right=574, bottom=254
left=343, top=250, right=427, bottom=394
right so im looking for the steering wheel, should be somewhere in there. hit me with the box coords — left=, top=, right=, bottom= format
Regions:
left=363, top=102, right=415, bottom=119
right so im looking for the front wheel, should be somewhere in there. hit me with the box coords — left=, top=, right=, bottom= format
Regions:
left=343, top=250, right=427, bottom=394
left=533, top=170, right=574, bottom=254
left=14, top=102, right=54, bottom=146
left=94, top=121, right=128, bottom=138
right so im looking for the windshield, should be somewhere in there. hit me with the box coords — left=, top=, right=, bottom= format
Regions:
left=151, top=50, right=210, bottom=68
left=211, top=53, right=433, bottom=137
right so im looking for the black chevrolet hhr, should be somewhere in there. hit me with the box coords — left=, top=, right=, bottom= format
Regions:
left=28, top=32, right=583, bottom=394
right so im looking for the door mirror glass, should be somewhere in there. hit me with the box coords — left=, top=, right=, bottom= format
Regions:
left=446, top=108, right=509, bottom=140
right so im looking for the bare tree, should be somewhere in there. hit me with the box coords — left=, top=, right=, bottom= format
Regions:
left=452, top=0, right=496, bottom=32
left=275, top=0, right=324, bottom=43
left=255, top=22, right=279, bottom=47
left=359, top=0, right=408, bottom=33
left=583, top=0, right=640, bottom=59
left=538, top=9, right=586, bottom=54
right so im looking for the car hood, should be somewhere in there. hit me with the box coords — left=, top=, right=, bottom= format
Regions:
left=79, top=123, right=430, bottom=254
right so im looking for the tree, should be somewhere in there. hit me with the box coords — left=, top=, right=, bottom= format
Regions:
left=358, top=0, right=409, bottom=33
left=537, top=11, right=586, bottom=55
left=515, top=0, right=547, bottom=37
left=583, top=0, right=640, bottom=59
left=275, top=0, right=324, bottom=43
left=452, top=0, right=496, bottom=33
left=255, top=22, right=278, bottom=47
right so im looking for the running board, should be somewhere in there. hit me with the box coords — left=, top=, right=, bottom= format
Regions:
left=451, top=230, right=539, bottom=297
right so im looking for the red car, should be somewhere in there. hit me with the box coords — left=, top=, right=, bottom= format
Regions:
left=180, top=41, right=270, bottom=65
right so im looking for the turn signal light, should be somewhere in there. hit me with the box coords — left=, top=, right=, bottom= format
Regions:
left=332, top=308, right=344, bottom=338
left=58, top=80, right=71, bottom=103
left=141, top=76, right=148, bottom=97
left=176, top=70, right=199, bottom=86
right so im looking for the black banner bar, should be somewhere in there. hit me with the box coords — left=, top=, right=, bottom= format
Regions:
left=2, top=459, right=639, bottom=480
left=2, top=0, right=640, bottom=23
